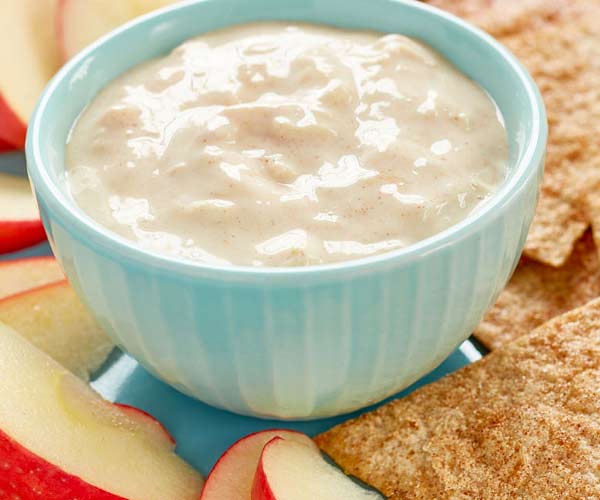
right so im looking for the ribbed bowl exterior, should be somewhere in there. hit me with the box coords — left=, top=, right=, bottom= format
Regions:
left=39, top=170, right=540, bottom=419
left=27, top=0, right=547, bottom=419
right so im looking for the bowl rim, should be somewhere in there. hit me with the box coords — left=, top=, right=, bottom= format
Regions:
left=26, top=0, right=547, bottom=281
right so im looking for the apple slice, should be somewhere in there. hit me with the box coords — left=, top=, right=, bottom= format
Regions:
left=201, top=429, right=318, bottom=500
left=0, top=173, right=47, bottom=254
left=114, top=403, right=176, bottom=449
left=0, top=93, right=27, bottom=149
left=0, top=256, right=64, bottom=299
left=0, top=321, right=204, bottom=499
left=57, top=0, right=181, bottom=60
left=0, top=136, right=16, bottom=153
left=0, top=0, right=62, bottom=148
left=0, top=280, right=114, bottom=380
left=252, top=437, right=381, bottom=500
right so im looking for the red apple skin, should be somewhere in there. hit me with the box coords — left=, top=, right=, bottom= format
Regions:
left=0, top=93, right=27, bottom=149
left=0, top=427, right=126, bottom=500
left=250, top=437, right=282, bottom=500
left=0, top=137, right=15, bottom=153
left=0, top=219, right=47, bottom=254
left=113, top=403, right=176, bottom=446
left=201, top=429, right=316, bottom=500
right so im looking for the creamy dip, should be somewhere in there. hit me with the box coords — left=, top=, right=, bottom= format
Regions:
left=66, top=22, right=507, bottom=267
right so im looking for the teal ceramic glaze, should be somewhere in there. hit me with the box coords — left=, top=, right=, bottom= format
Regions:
left=26, top=0, right=546, bottom=419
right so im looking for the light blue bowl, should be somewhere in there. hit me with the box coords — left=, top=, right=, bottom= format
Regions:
left=26, top=0, right=546, bottom=419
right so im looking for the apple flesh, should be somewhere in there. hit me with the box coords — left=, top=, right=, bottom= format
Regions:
left=201, top=429, right=318, bottom=500
left=252, top=437, right=381, bottom=500
left=0, top=0, right=62, bottom=148
left=57, top=0, right=182, bottom=60
left=0, top=280, right=114, bottom=380
left=0, top=429, right=127, bottom=500
left=0, top=256, right=64, bottom=299
left=114, top=403, right=176, bottom=449
left=0, top=321, right=204, bottom=499
left=0, top=173, right=46, bottom=253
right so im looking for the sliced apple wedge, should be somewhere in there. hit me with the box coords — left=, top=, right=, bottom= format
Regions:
left=0, top=93, right=27, bottom=148
left=0, top=173, right=47, bottom=253
left=57, top=0, right=181, bottom=60
left=114, top=403, right=176, bottom=449
left=252, top=437, right=381, bottom=500
left=0, top=0, right=62, bottom=148
left=0, top=256, right=64, bottom=299
left=0, top=321, right=204, bottom=499
left=0, top=280, right=114, bottom=380
left=201, top=429, right=318, bottom=500
left=0, top=135, right=16, bottom=153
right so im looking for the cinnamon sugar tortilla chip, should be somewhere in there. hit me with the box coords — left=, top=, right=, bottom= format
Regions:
left=425, top=0, right=600, bottom=266
left=475, top=230, right=600, bottom=349
left=426, top=0, right=565, bottom=36
left=316, top=299, right=600, bottom=499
